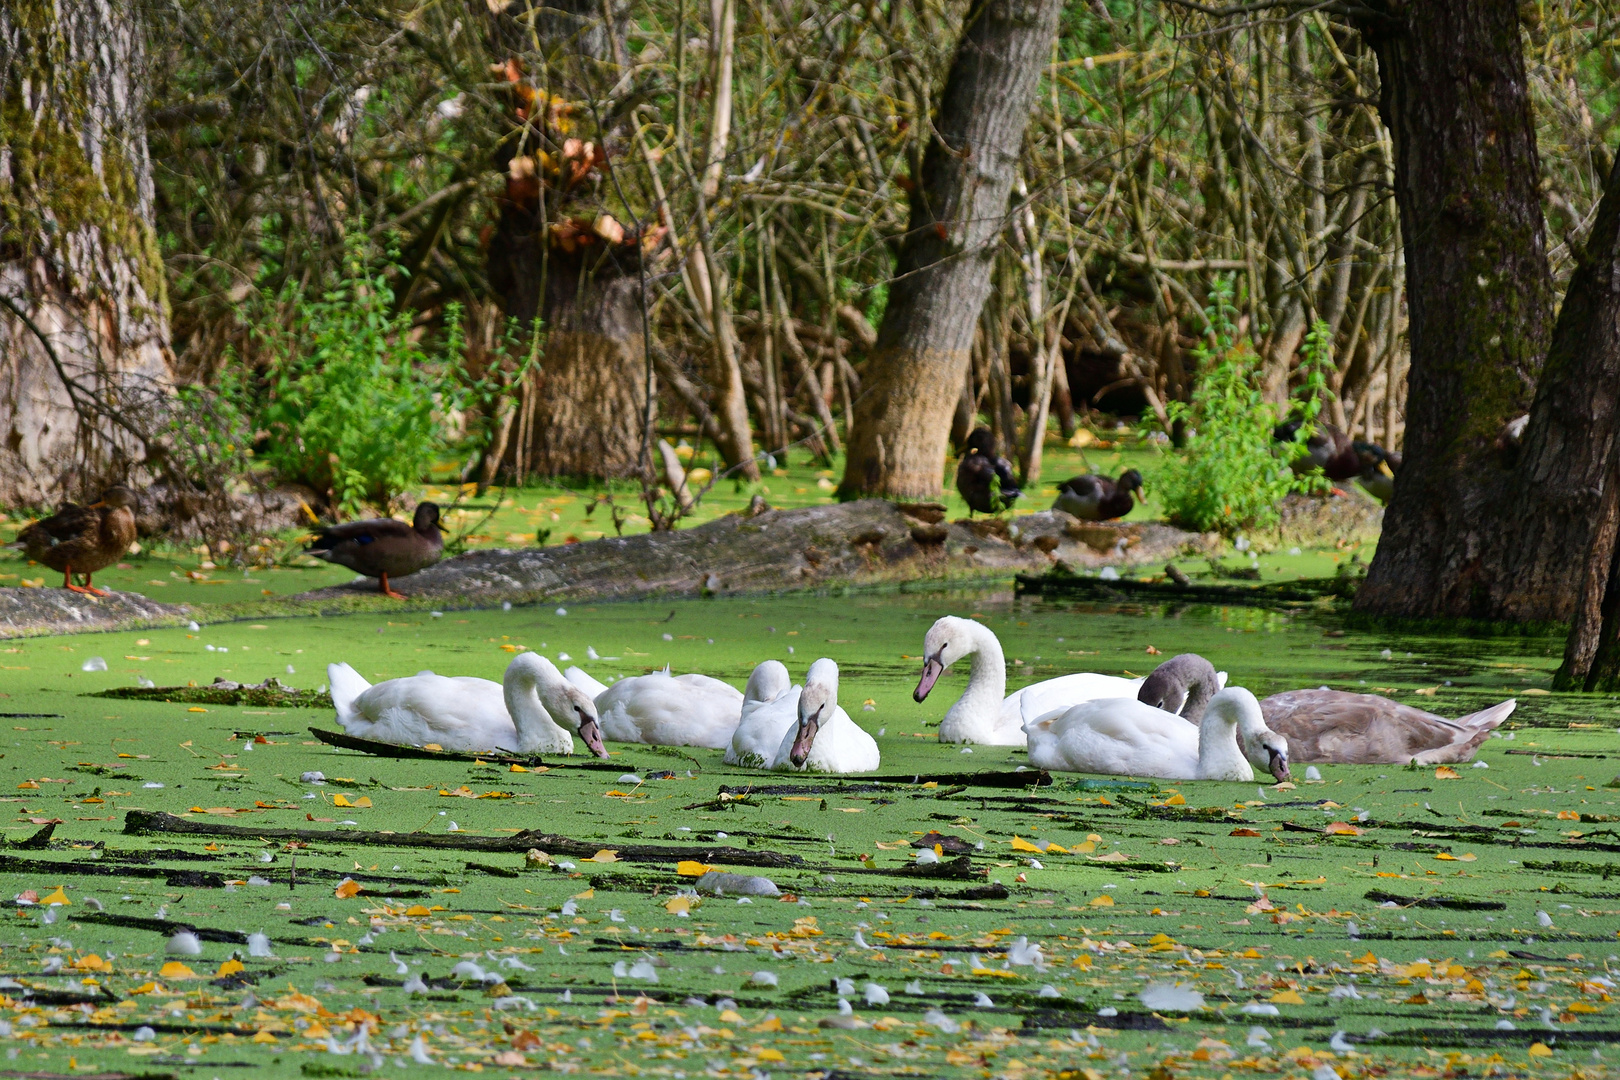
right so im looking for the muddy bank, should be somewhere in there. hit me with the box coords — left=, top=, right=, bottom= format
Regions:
left=0, top=587, right=190, bottom=638
left=299, top=498, right=1229, bottom=608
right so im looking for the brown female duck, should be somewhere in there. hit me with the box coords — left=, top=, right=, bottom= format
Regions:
left=14, top=485, right=139, bottom=596
left=307, top=502, right=444, bottom=599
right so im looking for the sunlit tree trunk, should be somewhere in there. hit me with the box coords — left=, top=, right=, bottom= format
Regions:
left=837, top=0, right=1065, bottom=500
left=0, top=0, right=175, bottom=506
left=1352, top=0, right=1553, bottom=617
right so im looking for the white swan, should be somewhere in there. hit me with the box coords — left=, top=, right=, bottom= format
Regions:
left=1023, top=686, right=1286, bottom=782
left=913, top=616, right=1142, bottom=745
left=725, top=660, right=798, bottom=767
left=563, top=664, right=743, bottom=749
left=328, top=652, right=607, bottom=757
left=773, top=658, right=879, bottom=773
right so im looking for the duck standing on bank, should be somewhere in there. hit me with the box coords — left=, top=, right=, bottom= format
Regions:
left=1274, top=419, right=1360, bottom=484
left=1053, top=469, right=1143, bottom=521
left=956, top=428, right=1020, bottom=515
left=307, top=502, right=444, bottom=599
left=13, top=485, right=139, bottom=596
left=1352, top=441, right=1401, bottom=505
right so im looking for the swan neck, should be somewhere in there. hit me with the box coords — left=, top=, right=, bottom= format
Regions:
left=1197, top=706, right=1247, bottom=778
left=957, top=626, right=1007, bottom=716
left=1181, top=677, right=1216, bottom=723
left=504, top=669, right=553, bottom=753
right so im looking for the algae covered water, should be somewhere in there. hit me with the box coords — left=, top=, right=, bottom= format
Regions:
left=0, top=588, right=1612, bottom=1077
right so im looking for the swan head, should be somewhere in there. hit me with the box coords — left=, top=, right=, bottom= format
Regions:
left=1138, top=653, right=1218, bottom=718
left=914, top=616, right=979, bottom=702
left=789, top=658, right=839, bottom=767
left=744, top=660, right=792, bottom=705
left=506, top=653, right=609, bottom=759
left=1209, top=687, right=1290, bottom=782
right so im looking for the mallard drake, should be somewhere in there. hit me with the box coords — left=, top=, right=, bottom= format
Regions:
left=1352, top=441, right=1400, bottom=504
left=13, top=485, right=139, bottom=596
left=1274, top=419, right=1359, bottom=482
left=307, top=502, right=443, bottom=599
left=956, top=428, right=1020, bottom=515
left=1053, top=468, right=1143, bottom=521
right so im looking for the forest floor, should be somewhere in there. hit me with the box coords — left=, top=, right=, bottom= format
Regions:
left=0, top=590, right=1606, bottom=1079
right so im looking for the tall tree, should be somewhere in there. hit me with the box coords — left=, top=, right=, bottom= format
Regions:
left=1350, top=0, right=1553, bottom=618
left=486, top=0, right=655, bottom=481
left=837, top=0, right=1065, bottom=500
left=0, top=0, right=174, bottom=506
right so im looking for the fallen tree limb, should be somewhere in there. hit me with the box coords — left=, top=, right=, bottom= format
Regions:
left=122, top=811, right=804, bottom=868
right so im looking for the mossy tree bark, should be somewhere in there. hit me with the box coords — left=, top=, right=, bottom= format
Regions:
left=1351, top=0, right=1553, bottom=618
left=485, top=0, right=652, bottom=481
left=836, top=0, right=1065, bottom=500
left=1538, top=149, right=1620, bottom=686
left=0, top=0, right=175, bottom=506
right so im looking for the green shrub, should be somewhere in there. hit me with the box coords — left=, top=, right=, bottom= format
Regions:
left=255, top=252, right=465, bottom=515
left=1152, top=277, right=1316, bottom=538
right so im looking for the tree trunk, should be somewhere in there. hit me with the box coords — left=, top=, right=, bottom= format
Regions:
left=837, top=0, right=1064, bottom=500
left=487, top=0, right=653, bottom=480
left=0, top=0, right=175, bottom=506
left=1352, top=0, right=1553, bottom=617
left=1481, top=150, right=1620, bottom=627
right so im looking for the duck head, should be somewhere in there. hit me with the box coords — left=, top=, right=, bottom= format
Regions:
left=91, top=485, right=139, bottom=511
left=914, top=616, right=975, bottom=702
left=414, top=502, right=443, bottom=535
left=1116, top=469, right=1145, bottom=499
left=961, top=428, right=997, bottom=459
left=789, top=658, right=839, bottom=767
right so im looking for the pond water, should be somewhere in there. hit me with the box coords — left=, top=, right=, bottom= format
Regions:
left=0, top=587, right=1613, bottom=1076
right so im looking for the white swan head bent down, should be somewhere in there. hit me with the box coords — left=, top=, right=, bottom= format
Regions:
left=507, top=653, right=609, bottom=758
left=1206, top=687, right=1289, bottom=782
left=789, top=658, right=839, bottom=767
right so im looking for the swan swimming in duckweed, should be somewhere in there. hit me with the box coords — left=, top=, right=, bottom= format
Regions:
left=772, top=658, right=879, bottom=773
left=725, top=660, right=798, bottom=767
left=913, top=616, right=1143, bottom=745
left=564, top=664, right=744, bottom=749
left=1023, top=686, right=1287, bottom=782
left=328, top=652, right=607, bottom=757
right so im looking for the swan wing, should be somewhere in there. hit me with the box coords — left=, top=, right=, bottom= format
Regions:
left=348, top=674, right=515, bottom=751
left=1261, top=689, right=1491, bottom=764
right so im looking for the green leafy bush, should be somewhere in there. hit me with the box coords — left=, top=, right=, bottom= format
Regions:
left=255, top=253, right=465, bottom=515
left=1152, top=277, right=1315, bottom=538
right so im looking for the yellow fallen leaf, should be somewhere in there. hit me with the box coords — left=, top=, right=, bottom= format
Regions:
left=572, top=888, right=595, bottom=900
left=665, top=896, right=692, bottom=914
left=1089, top=851, right=1131, bottom=863
left=751, top=1016, right=783, bottom=1033
left=1044, top=841, right=1070, bottom=854
left=1529, top=1042, right=1553, bottom=1057
left=215, top=959, right=245, bottom=977
left=252, top=1030, right=278, bottom=1044
left=1088, top=894, right=1115, bottom=907
left=677, top=860, right=714, bottom=876
left=1324, top=822, right=1362, bottom=836
left=334, top=879, right=363, bottom=899
left=71, top=954, right=108, bottom=972
left=1354, top=951, right=1377, bottom=965
left=40, top=886, right=69, bottom=906
left=1558, top=810, right=1581, bottom=821
left=1010, top=836, right=1042, bottom=853
left=509, top=764, right=528, bottom=773
left=331, top=793, right=372, bottom=808
left=717, top=1009, right=744, bottom=1024
left=404, top=905, right=432, bottom=916
left=1164, top=793, right=1186, bottom=806
left=1075, top=840, right=1096, bottom=853
left=187, top=707, right=208, bottom=713
left=1434, top=766, right=1460, bottom=779
left=587, top=850, right=619, bottom=863
left=1268, top=989, right=1304, bottom=1005
left=755, top=1048, right=785, bottom=1062
left=423, top=743, right=443, bottom=752
left=1567, top=1001, right=1603, bottom=1013
left=128, top=982, right=158, bottom=995
left=159, top=961, right=197, bottom=979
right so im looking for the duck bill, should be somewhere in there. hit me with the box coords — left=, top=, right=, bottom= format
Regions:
left=1377, top=460, right=1395, bottom=479
left=579, top=718, right=609, bottom=759
left=1268, top=749, right=1291, bottom=783
left=789, top=714, right=820, bottom=768
left=913, top=657, right=944, bottom=703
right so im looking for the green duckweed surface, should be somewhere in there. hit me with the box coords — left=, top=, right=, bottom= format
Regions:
left=0, top=588, right=1609, bottom=1079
